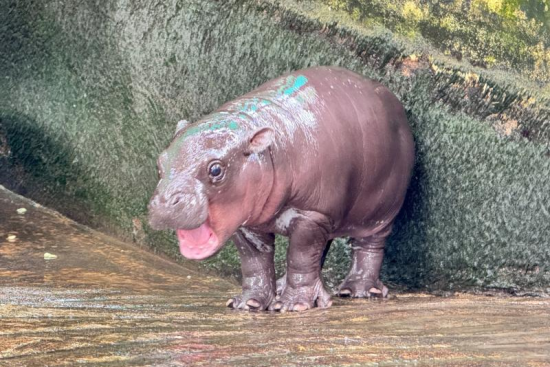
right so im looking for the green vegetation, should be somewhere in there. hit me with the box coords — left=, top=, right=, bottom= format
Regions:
left=1, top=0, right=549, bottom=294
left=323, top=0, right=550, bottom=84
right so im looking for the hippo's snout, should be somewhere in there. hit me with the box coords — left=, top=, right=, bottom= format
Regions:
left=148, top=179, right=208, bottom=231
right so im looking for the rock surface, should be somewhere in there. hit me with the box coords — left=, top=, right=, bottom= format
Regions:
left=1, top=185, right=549, bottom=366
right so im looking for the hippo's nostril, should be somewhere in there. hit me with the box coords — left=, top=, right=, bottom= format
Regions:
left=169, top=195, right=182, bottom=206
left=148, top=196, right=159, bottom=210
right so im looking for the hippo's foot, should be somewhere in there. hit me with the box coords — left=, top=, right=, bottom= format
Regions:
left=269, top=276, right=332, bottom=312
left=337, top=277, right=388, bottom=298
left=226, top=289, right=275, bottom=311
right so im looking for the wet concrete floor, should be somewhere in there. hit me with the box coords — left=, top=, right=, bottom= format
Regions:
left=1, top=185, right=549, bottom=366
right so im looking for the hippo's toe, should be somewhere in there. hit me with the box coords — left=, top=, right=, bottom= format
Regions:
left=337, top=278, right=389, bottom=298
left=226, top=291, right=274, bottom=311
left=269, top=278, right=332, bottom=312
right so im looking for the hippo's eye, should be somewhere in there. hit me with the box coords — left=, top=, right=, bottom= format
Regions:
left=207, top=161, right=225, bottom=182
left=210, top=164, right=222, bottom=176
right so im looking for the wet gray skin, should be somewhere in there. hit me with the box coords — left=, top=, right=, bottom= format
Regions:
left=148, top=66, right=415, bottom=312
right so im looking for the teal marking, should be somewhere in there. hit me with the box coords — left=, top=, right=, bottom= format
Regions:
left=283, top=75, right=308, bottom=96
left=232, top=97, right=265, bottom=114
left=160, top=74, right=311, bottom=188
left=182, top=119, right=240, bottom=139
left=178, top=75, right=308, bottom=141
left=276, top=76, right=295, bottom=96
left=159, top=118, right=241, bottom=188
left=224, top=76, right=309, bottom=117
left=274, top=75, right=308, bottom=97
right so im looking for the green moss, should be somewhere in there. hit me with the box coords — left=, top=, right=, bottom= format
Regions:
left=321, top=0, right=550, bottom=85
left=0, top=112, right=113, bottom=226
left=386, top=91, right=550, bottom=291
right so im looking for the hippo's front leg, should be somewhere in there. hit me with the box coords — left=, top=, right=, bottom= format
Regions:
left=270, top=211, right=332, bottom=312
left=227, top=229, right=276, bottom=311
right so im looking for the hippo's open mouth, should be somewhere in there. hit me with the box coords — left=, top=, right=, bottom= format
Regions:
left=176, top=219, right=221, bottom=260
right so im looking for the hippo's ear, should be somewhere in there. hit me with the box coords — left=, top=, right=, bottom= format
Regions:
left=247, top=127, right=274, bottom=154
left=175, top=119, right=190, bottom=136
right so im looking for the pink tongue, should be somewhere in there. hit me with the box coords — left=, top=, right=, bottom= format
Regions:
left=176, top=222, right=220, bottom=260
left=179, top=223, right=211, bottom=244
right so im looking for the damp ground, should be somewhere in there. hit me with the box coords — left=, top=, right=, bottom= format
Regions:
left=0, top=185, right=549, bottom=366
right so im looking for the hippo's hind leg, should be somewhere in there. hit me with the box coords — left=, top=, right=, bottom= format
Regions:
left=275, top=240, right=333, bottom=296
left=270, top=211, right=332, bottom=312
left=338, top=224, right=392, bottom=298
left=227, top=229, right=276, bottom=311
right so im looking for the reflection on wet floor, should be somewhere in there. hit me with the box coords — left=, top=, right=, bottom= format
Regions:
left=1, top=185, right=549, bottom=366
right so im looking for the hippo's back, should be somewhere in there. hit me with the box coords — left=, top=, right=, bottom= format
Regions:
left=221, top=67, right=414, bottom=237
left=301, top=68, right=414, bottom=236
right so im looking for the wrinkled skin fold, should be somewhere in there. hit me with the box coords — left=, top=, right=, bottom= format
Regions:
left=148, top=66, right=414, bottom=312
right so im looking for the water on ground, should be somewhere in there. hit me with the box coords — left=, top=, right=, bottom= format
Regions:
left=0, top=185, right=549, bottom=366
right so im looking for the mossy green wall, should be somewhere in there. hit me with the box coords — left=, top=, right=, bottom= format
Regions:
left=1, top=0, right=549, bottom=293
left=322, top=0, right=550, bottom=84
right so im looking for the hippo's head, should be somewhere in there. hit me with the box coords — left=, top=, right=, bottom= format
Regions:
left=148, top=118, right=275, bottom=260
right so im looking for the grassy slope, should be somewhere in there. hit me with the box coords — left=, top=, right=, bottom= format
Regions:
left=321, top=0, right=550, bottom=86
left=270, top=0, right=550, bottom=141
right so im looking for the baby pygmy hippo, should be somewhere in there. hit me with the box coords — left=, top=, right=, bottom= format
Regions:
left=149, top=67, right=414, bottom=312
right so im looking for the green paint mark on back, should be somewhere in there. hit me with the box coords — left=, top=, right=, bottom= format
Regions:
left=182, top=119, right=240, bottom=139
left=180, top=75, right=307, bottom=140
left=283, top=75, right=308, bottom=96
left=276, top=75, right=308, bottom=98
